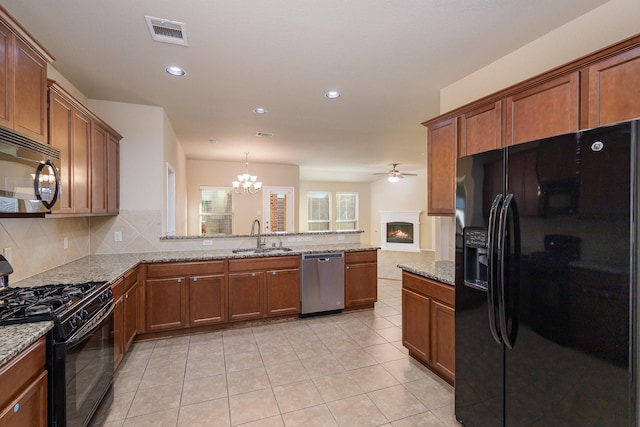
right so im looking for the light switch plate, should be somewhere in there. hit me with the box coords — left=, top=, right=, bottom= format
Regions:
left=114, top=231, right=122, bottom=242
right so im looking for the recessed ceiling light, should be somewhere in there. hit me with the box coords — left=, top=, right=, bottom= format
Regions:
left=165, top=66, right=186, bottom=76
left=209, top=139, right=216, bottom=144
left=253, top=107, right=268, bottom=114
left=325, top=90, right=340, bottom=99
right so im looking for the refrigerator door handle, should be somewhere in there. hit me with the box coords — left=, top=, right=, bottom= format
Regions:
left=498, top=193, right=521, bottom=349
left=487, top=193, right=503, bottom=345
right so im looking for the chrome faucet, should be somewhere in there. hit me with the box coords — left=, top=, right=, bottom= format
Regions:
left=250, top=219, right=264, bottom=249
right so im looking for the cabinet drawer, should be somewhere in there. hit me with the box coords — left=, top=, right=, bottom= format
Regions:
left=402, top=272, right=454, bottom=307
left=345, top=251, right=377, bottom=264
left=123, top=267, right=138, bottom=290
left=111, top=277, right=124, bottom=300
left=228, top=256, right=299, bottom=272
left=146, top=260, right=225, bottom=278
left=0, top=337, right=46, bottom=410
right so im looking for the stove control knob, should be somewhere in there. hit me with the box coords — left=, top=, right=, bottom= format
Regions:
left=80, top=309, right=89, bottom=321
left=69, top=315, right=79, bottom=329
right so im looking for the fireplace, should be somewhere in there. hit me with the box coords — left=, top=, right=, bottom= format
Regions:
left=387, top=222, right=413, bottom=243
left=380, top=210, right=421, bottom=252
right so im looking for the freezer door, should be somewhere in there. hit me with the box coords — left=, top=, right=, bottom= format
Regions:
left=455, top=147, right=505, bottom=426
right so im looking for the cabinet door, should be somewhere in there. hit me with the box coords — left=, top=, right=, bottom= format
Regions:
left=505, top=72, right=579, bottom=146
left=344, top=262, right=377, bottom=308
left=91, top=122, right=108, bottom=214
left=402, top=288, right=430, bottom=362
left=13, top=37, right=47, bottom=143
left=113, top=295, right=124, bottom=369
left=266, top=268, right=300, bottom=316
left=49, top=91, right=74, bottom=214
left=107, top=133, right=120, bottom=214
left=228, top=272, right=264, bottom=321
left=0, top=371, right=47, bottom=427
left=145, top=277, right=187, bottom=331
left=189, top=274, right=226, bottom=326
left=427, top=118, right=456, bottom=215
left=588, top=47, right=640, bottom=127
left=430, top=300, right=455, bottom=384
left=460, top=101, right=502, bottom=156
left=72, top=109, right=91, bottom=213
left=123, top=283, right=138, bottom=351
left=0, top=21, right=12, bottom=130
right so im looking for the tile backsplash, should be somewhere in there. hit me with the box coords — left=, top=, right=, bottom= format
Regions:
left=0, top=216, right=90, bottom=282
left=0, top=210, right=162, bottom=282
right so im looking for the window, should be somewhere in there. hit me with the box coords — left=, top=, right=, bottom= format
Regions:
left=336, top=192, right=358, bottom=231
left=307, top=192, right=331, bottom=231
left=200, top=187, right=233, bottom=235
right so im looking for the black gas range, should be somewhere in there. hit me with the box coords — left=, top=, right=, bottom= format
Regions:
left=0, top=268, right=114, bottom=427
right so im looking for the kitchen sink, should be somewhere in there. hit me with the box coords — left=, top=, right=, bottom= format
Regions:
left=232, top=247, right=294, bottom=255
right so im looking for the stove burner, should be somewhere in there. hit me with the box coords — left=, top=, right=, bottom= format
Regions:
left=0, top=281, right=109, bottom=324
left=25, top=304, right=53, bottom=316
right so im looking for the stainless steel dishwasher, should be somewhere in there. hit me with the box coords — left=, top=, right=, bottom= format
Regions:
left=301, top=252, right=344, bottom=316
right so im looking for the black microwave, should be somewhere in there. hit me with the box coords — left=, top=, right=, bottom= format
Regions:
left=538, top=180, right=579, bottom=216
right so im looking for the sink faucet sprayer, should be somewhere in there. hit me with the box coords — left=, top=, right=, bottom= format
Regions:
left=250, top=219, right=264, bottom=249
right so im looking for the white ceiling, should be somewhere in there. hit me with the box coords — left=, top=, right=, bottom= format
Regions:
left=3, top=0, right=607, bottom=182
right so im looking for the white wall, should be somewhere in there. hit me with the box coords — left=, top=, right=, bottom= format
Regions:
left=87, top=100, right=165, bottom=211
left=186, top=160, right=299, bottom=235
left=369, top=169, right=434, bottom=251
left=162, top=110, right=187, bottom=235
left=440, top=0, right=640, bottom=112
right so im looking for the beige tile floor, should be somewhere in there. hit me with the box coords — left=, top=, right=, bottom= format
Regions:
left=91, top=278, right=460, bottom=427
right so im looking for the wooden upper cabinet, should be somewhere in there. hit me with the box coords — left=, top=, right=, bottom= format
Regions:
left=107, top=133, right=120, bottom=214
left=459, top=101, right=502, bottom=157
left=505, top=72, right=579, bottom=146
left=49, top=83, right=91, bottom=214
left=427, top=118, right=456, bottom=216
left=91, top=121, right=108, bottom=214
left=0, top=13, right=51, bottom=143
left=0, top=21, right=12, bottom=130
left=13, top=37, right=47, bottom=142
left=588, top=47, right=640, bottom=127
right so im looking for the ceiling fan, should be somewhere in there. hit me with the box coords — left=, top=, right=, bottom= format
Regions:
left=374, top=164, right=417, bottom=182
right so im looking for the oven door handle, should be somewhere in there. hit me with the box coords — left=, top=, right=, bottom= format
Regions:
left=65, top=302, right=114, bottom=348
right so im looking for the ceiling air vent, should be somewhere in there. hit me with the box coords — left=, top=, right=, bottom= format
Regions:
left=256, top=132, right=274, bottom=138
left=145, top=16, right=188, bottom=46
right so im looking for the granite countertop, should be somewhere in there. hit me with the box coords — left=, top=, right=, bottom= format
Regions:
left=0, top=321, right=53, bottom=367
left=14, top=243, right=379, bottom=287
left=397, top=260, right=455, bottom=285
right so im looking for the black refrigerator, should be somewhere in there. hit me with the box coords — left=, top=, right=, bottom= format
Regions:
left=454, top=120, right=638, bottom=426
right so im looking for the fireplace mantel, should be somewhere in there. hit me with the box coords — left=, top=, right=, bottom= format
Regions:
left=380, top=210, right=421, bottom=252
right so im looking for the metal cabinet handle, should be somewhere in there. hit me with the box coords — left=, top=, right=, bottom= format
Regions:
left=272, top=271, right=276, bottom=275
left=193, top=277, right=198, bottom=282
left=177, top=278, right=182, bottom=283
left=251, top=273, right=256, bottom=277
left=346, top=266, right=350, bottom=270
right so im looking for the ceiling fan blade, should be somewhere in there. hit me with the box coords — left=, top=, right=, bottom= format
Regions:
left=398, top=173, right=418, bottom=177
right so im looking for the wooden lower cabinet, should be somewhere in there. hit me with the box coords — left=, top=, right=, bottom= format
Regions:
left=344, top=251, right=378, bottom=309
left=122, top=271, right=139, bottom=351
left=189, top=274, right=226, bottom=326
left=143, top=261, right=226, bottom=332
left=402, top=271, right=455, bottom=385
left=0, top=337, right=48, bottom=427
left=112, top=278, right=124, bottom=369
left=228, top=271, right=264, bottom=321
left=228, top=256, right=300, bottom=321
left=266, top=268, right=300, bottom=316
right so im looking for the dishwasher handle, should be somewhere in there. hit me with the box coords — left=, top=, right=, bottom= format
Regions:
left=302, top=252, right=344, bottom=261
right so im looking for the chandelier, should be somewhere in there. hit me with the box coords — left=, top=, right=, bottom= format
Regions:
left=232, top=152, right=262, bottom=194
